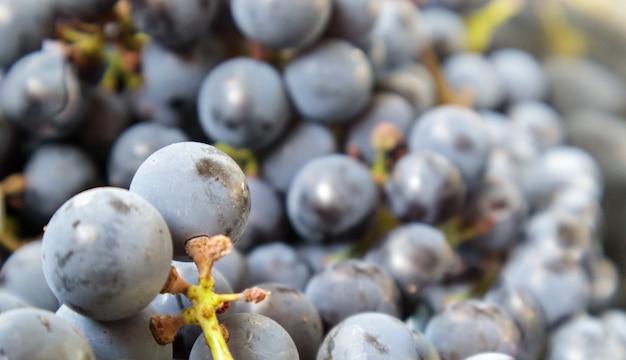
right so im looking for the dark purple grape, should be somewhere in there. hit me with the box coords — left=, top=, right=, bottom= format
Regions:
left=0, top=289, right=30, bottom=314
left=370, top=0, right=420, bottom=69
left=419, top=6, right=467, bottom=57
left=0, top=240, right=59, bottom=311
left=246, top=242, right=312, bottom=291
left=56, top=304, right=172, bottom=360
left=345, top=92, right=414, bottom=165
left=230, top=0, right=331, bottom=49
left=384, top=151, right=466, bottom=224
left=424, top=299, right=522, bottom=359
left=286, top=154, right=378, bottom=243
left=443, top=52, right=504, bottom=109
left=317, top=312, right=424, bottom=359
left=23, top=143, right=100, bottom=224
left=52, top=0, right=118, bottom=19
left=41, top=187, right=173, bottom=321
left=508, top=101, right=564, bottom=152
left=130, top=0, right=219, bottom=51
left=128, top=141, right=250, bottom=258
left=462, top=176, right=527, bottom=252
left=236, top=176, right=285, bottom=251
left=547, top=314, right=626, bottom=360
left=0, top=47, right=87, bottom=140
left=489, top=48, right=547, bottom=103
left=0, top=0, right=56, bottom=69
left=107, top=122, right=189, bottom=188
left=284, top=39, right=374, bottom=122
left=375, top=62, right=437, bottom=116
left=260, top=122, right=337, bottom=194
left=325, top=0, right=381, bottom=41
left=484, top=280, right=546, bottom=360
left=238, top=283, right=323, bottom=360
left=0, top=307, right=96, bottom=359
left=189, top=312, right=299, bottom=360
left=465, top=354, right=514, bottom=360
left=408, top=105, right=492, bottom=192
left=197, top=57, right=291, bottom=149
left=305, top=259, right=401, bottom=329
left=365, top=223, right=454, bottom=304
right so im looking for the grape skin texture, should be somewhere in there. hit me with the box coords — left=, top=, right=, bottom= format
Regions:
left=317, top=312, right=423, bottom=360
left=56, top=304, right=172, bottom=360
left=41, top=187, right=173, bottom=321
left=189, top=312, right=299, bottom=360
left=129, top=141, right=250, bottom=258
left=0, top=239, right=59, bottom=311
left=284, top=39, right=374, bottom=122
left=0, top=307, right=96, bottom=359
left=230, top=0, right=331, bottom=49
left=286, top=154, right=378, bottom=243
left=197, top=57, right=292, bottom=149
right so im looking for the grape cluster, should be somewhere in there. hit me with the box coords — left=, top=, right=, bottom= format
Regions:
left=1, top=0, right=626, bottom=359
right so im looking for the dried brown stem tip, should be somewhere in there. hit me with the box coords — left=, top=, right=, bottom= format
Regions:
left=150, top=314, right=186, bottom=345
left=185, top=235, right=233, bottom=279
left=371, top=122, right=403, bottom=152
left=161, top=265, right=191, bottom=294
left=243, top=287, right=271, bottom=304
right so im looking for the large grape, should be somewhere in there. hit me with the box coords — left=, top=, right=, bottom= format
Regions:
left=129, top=141, right=250, bottom=258
left=0, top=307, right=96, bottom=359
left=41, top=187, right=173, bottom=321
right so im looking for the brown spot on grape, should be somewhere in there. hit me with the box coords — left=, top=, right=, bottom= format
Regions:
left=364, top=332, right=389, bottom=354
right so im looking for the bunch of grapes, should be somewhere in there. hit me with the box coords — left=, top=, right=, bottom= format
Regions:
left=2, top=0, right=626, bottom=359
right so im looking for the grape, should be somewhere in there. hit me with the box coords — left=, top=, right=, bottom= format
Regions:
left=230, top=0, right=331, bottom=49
left=0, top=47, right=86, bottom=140
left=376, top=62, right=437, bottom=116
left=443, top=52, right=505, bottom=110
left=325, top=0, right=381, bottom=41
left=465, top=354, right=514, bottom=360
left=508, top=101, right=564, bottom=152
left=238, top=282, right=324, bottom=360
left=365, top=223, right=455, bottom=304
left=547, top=314, right=626, bottom=360
left=138, top=37, right=224, bottom=127
left=189, top=312, right=299, bottom=360
left=419, top=7, right=467, bottom=57
left=384, top=151, right=466, bottom=224
left=305, top=259, right=401, bottom=329
left=484, top=280, right=546, bottom=360
left=74, top=87, right=133, bottom=162
left=41, top=187, right=173, bottom=321
left=317, top=312, right=424, bottom=359
left=422, top=0, right=491, bottom=13
left=197, top=57, right=292, bottom=149
left=424, top=299, right=522, bottom=359
left=56, top=304, right=172, bottom=360
left=286, top=154, right=378, bottom=243
left=260, top=121, right=337, bottom=194
left=246, top=242, right=312, bottom=291
left=522, top=145, right=603, bottom=211
left=0, top=289, right=31, bottom=314
left=129, top=0, right=219, bottom=51
left=345, top=92, right=415, bottom=164
left=129, top=141, right=250, bottom=258
left=408, top=105, right=491, bottom=193
left=0, top=0, right=55, bottom=69
left=461, top=176, right=527, bottom=252
left=489, top=48, right=547, bottom=103
left=284, top=39, right=374, bottom=122
left=370, top=0, right=421, bottom=69
left=23, top=143, right=100, bottom=225
left=107, top=122, right=189, bottom=188
left=0, top=240, right=59, bottom=311
left=0, top=307, right=96, bottom=359
left=236, top=176, right=285, bottom=251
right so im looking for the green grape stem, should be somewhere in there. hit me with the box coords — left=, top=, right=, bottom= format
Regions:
left=150, top=235, right=270, bottom=360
